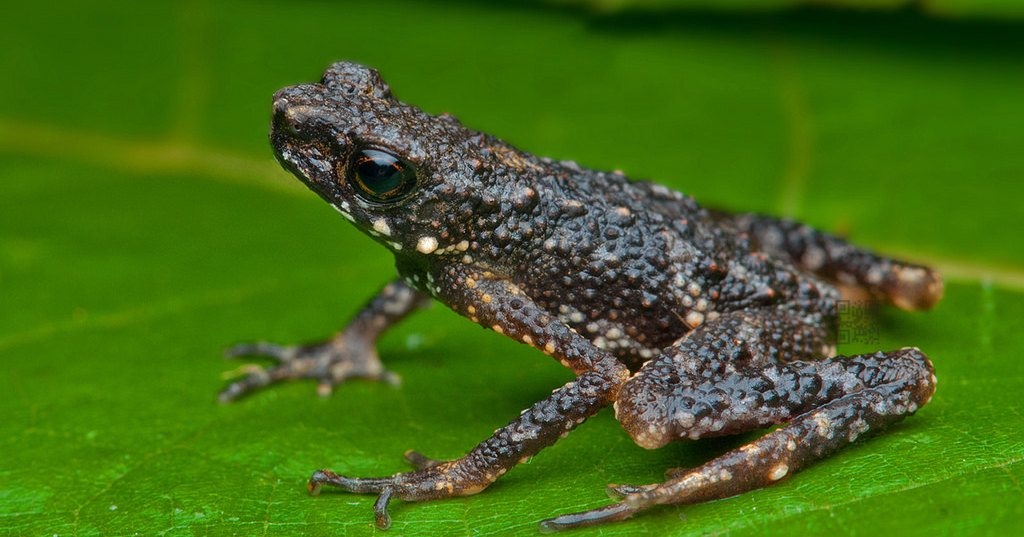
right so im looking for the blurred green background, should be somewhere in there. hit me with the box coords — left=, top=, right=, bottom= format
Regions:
left=2, top=1, right=1022, bottom=536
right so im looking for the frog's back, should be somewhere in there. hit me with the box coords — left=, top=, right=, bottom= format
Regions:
left=492, top=163, right=815, bottom=365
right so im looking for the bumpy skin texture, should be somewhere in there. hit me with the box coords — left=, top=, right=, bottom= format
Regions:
left=222, top=61, right=944, bottom=531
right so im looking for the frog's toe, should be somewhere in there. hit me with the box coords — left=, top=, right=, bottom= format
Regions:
left=605, top=482, right=657, bottom=498
left=224, top=341, right=300, bottom=361
left=218, top=361, right=309, bottom=403
left=309, top=469, right=396, bottom=494
left=664, top=466, right=692, bottom=479
left=404, top=450, right=445, bottom=469
left=537, top=501, right=640, bottom=533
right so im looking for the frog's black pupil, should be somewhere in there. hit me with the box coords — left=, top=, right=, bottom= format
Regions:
left=351, top=149, right=415, bottom=202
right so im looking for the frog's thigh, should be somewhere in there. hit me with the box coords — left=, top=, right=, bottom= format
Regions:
left=615, top=309, right=834, bottom=449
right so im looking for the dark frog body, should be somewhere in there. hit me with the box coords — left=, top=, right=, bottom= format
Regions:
left=223, top=61, right=944, bottom=531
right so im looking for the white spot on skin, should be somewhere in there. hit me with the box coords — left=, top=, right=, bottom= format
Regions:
left=416, top=236, right=438, bottom=254
left=685, top=311, right=704, bottom=328
left=813, top=412, right=834, bottom=438
left=509, top=428, right=538, bottom=443
left=372, top=219, right=391, bottom=236
left=838, top=272, right=858, bottom=285
left=674, top=411, right=695, bottom=428
left=898, top=267, right=928, bottom=284
left=786, top=440, right=797, bottom=452
left=332, top=204, right=356, bottom=222
left=848, top=418, right=870, bottom=442
left=867, top=266, right=884, bottom=285
left=802, top=247, right=826, bottom=270
left=769, top=463, right=789, bottom=481
left=762, top=228, right=783, bottom=249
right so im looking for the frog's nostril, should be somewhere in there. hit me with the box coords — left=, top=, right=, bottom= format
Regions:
left=272, top=103, right=309, bottom=139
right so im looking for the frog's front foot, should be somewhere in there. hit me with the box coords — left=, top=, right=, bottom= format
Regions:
left=308, top=460, right=481, bottom=530
left=218, top=336, right=399, bottom=403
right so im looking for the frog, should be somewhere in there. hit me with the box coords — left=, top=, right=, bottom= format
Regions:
left=221, top=61, right=943, bottom=531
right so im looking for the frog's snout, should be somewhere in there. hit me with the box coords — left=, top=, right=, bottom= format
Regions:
left=271, top=89, right=316, bottom=142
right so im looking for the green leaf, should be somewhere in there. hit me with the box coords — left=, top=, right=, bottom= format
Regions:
left=2, top=2, right=1022, bottom=536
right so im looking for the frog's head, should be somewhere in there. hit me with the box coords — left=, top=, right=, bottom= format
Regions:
left=270, top=61, right=539, bottom=264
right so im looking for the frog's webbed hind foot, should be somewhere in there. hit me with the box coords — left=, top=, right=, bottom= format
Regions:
left=218, top=337, right=399, bottom=402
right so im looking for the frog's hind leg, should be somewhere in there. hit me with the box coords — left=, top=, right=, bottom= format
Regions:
left=538, top=309, right=936, bottom=532
left=712, top=211, right=943, bottom=310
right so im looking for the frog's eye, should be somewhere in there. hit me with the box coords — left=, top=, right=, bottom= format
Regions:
left=347, top=148, right=417, bottom=203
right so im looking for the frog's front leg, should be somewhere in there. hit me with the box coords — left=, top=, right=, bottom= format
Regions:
left=541, top=309, right=936, bottom=531
left=308, top=268, right=630, bottom=529
left=219, top=279, right=428, bottom=402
